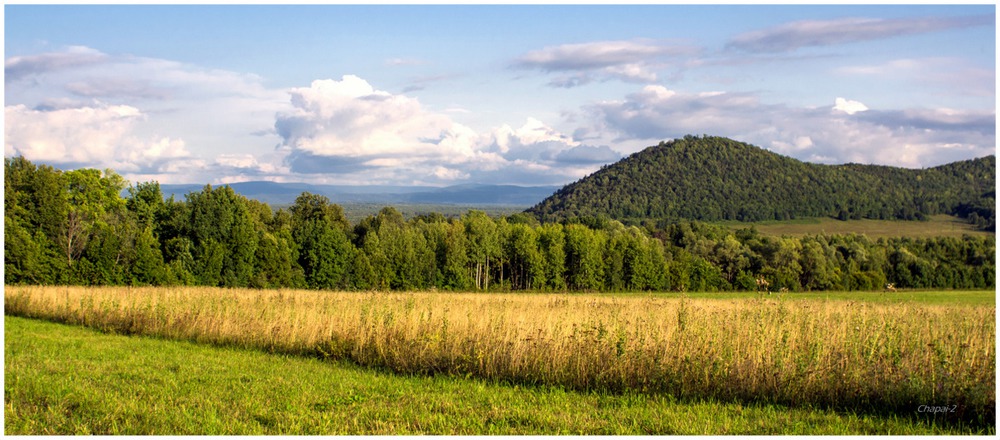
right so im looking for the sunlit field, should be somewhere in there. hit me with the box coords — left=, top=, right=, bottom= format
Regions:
left=7, top=315, right=987, bottom=435
left=720, top=214, right=993, bottom=239
left=5, top=285, right=995, bottom=431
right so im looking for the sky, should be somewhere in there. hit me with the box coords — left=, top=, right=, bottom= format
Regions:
left=3, top=3, right=996, bottom=187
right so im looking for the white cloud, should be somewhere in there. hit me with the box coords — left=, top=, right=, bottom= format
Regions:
left=215, top=154, right=274, bottom=172
left=4, top=103, right=191, bottom=173
left=274, top=75, right=620, bottom=185
left=772, top=135, right=814, bottom=152
left=587, top=85, right=994, bottom=168
left=514, top=39, right=697, bottom=87
left=432, top=166, right=469, bottom=181
left=517, top=39, right=688, bottom=70
left=14, top=40, right=988, bottom=190
left=276, top=75, right=478, bottom=162
left=727, top=14, right=993, bottom=53
left=490, top=117, right=579, bottom=153
left=637, top=85, right=676, bottom=102
left=4, top=46, right=291, bottom=184
left=5, top=46, right=108, bottom=82
left=204, top=154, right=289, bottom=184
left=589, top=86, right=767, bottom=142
left=833, top=97, right=868, bottom=115
left=6, top=46, right=278, bottom=104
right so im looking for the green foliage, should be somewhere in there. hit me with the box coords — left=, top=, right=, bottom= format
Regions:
left=253, top=230, right=305, bottom=289
left=464, top=210, right=501, bottom=290
left=506, top=223, right=545, bottom=290
left=537, top=223, right=567, bottom=290
left=528, top=135, right=995, bottom=226
left=185, top=186, right=260, bottom=287
left=564, top=224, right=605, bottom=291
left=3, top=156, right=994, bottom=292
left=291, top=194, right=355, bottom=290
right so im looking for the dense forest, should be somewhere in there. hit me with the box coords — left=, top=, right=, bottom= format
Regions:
left=5, top=156, right=994, bottom=291
left=528, top=135, right=996, bottom=229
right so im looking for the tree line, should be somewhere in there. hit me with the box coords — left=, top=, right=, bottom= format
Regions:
left=5, top=156, right=994, bottom=291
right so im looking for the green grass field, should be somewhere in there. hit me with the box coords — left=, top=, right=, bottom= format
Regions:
left=720, top=214, right=993, bottom=238
left=4, top=315, right=987, bottom=435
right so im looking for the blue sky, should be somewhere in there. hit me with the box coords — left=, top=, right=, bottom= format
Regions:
left=4, top=4, right=996, bottom=186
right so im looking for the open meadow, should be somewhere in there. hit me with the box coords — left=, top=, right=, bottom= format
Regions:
left=4, top=285, right=996, bottom=434
left=720, top=214, right=993, bottom=239
left=5, top=315, right=987, bottom=435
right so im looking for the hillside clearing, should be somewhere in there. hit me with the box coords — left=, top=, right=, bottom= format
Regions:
left=720, top=214, right=992, bottom=239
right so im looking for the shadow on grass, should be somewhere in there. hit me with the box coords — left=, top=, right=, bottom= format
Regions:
left=10, top=310, right=994, bottom=434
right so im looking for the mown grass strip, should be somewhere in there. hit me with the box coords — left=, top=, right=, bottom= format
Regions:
left=4, top=316, right=987, bottom=435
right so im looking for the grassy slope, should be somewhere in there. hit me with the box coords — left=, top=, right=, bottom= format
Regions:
left=4, top=316, right=984, bottom=435
left=719, top=214, right=993, bottom=239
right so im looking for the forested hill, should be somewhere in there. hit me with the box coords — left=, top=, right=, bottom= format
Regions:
left=527, top=135, right=996, bottom=228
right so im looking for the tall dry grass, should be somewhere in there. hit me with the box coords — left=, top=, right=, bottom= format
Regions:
left=5, top=285, right=995, bottom=424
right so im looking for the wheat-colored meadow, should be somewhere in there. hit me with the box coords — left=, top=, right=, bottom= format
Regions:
left=4, top=285, right=995, bottom=423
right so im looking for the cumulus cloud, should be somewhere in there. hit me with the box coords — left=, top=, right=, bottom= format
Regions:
left=772, top=136, right=815, bottom=152
left=214, top=153, right=277, bottom=172
left=488, top=117, right=576, bottom=155
left=833, top=97, right=868, bottom=115
left=514, top=39, right=697, bottom=87
left=586, top=85, right=994, bottom=168
left=432, top=165, right=469, bottom=181
left=5, top=46, right=291, bottom=184
left=794, top=108, right=995, bottom=167
left=589, top=85, right=766, bottom=141
left=4, top=103, right=191, bottom=173
left=202, top=154, right=291, bottom=184
left=4, top=101, right=290, bottom=186
left=274, top=76, right=619, bottom=185
left=727, top=14, right=994, bottom=53
left=276, top=75, right=476, bottom=161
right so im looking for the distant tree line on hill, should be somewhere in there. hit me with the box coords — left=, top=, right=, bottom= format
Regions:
left=5, top=156, right=994, bottom=291
left=529, top=135, right=996, bottom=230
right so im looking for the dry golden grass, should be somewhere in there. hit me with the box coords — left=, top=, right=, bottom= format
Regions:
left=5, top=285, right=995, bottom=424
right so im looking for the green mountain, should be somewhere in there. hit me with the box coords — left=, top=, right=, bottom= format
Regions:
left=527, top=135, right=995, bottom=227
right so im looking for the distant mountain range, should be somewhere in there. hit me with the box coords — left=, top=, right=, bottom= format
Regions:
left=157, top=181, right=560, bottom=207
